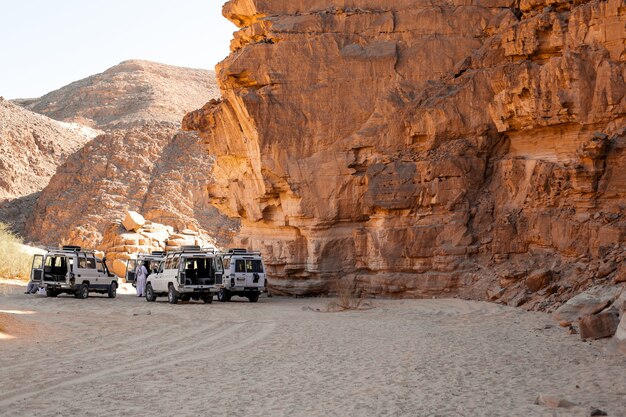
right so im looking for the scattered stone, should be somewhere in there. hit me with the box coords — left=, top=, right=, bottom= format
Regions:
left=535, top=394, right=577, bottom=409
left=526, top=269, right=553, bottom=292
left=578, top=310, right=620, bottom=340
left=589, top=407, right=608, bottom=416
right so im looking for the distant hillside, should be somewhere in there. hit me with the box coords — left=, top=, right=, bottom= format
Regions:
left=0, top=98, right=101, bottom=201
left=0, top=98, right=101, bottom=234
left=15, top=60, right=219, bottom=129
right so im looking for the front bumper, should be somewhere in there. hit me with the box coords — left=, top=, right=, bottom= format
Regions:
left=178, top=286, right=218, bottom=294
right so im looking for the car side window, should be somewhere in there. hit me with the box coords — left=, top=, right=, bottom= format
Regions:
left=78, top=255, right=87, bottom=269
left=96, top=260, right=104, bottom=273
left=214, top=257, right=223, bottom=273
left=86, top=257, right=96, bottom=269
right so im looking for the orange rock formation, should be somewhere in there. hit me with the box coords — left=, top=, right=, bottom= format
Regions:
left=184, top=0, right=626, bottom=308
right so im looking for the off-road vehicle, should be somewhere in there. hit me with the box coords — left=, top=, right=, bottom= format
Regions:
left=144, top=246, right=222, bottom=304
left=31, top=246, right=118, bottom=299
left=216, top=249, right=266, bottom=302
left=125, top=251, right=166, bottom=287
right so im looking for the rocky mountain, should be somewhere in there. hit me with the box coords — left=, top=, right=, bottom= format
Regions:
left=27, top=121, right=237, bottom=247
left=12, top=60, right=237, bottom=249
left=16, top=60, right=220, bottom=129
left=0, top=98, right=101, bottom=231
left=184, top=0, right=626, bottom=308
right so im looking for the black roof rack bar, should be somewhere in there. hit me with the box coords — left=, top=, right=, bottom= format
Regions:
left=225, top=249, right=261, bottom=255
left=46, top=246, right=97, bottom=254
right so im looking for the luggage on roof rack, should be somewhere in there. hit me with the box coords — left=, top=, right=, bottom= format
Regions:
left=150, top=251, right=166, bottom=256
left=228, top=248, right=249, bottom=253
left=62, top=245, right=82, bottom=252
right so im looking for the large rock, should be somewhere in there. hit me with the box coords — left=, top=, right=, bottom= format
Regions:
left=122, top=211, right=146, bottom=232
left=578, top=310, right=621, bottom=340
left=100, top=216, right=217, bottom=277
left=183, top=0, right=626, bottom=301
left=554, top=286, right=624, bottom=324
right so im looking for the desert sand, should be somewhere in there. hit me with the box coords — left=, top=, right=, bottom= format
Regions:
left=0, top=282, right=625, bottom=417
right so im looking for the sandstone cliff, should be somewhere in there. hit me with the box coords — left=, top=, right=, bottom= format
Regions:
left=184, top=0, right=626, bottom=309
left=16, top=60, right=219, bottom=129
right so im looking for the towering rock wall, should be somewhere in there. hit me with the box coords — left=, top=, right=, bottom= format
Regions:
left=184, top=0, right=625, bottom=307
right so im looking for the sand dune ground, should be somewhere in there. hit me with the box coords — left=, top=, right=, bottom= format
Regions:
left=0, top=282, right=624, bottom=417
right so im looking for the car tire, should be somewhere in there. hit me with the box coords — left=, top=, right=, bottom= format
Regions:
left=76, top=283, right=89, bottom=299
left=46, top=289, right=58, bottom=297
left=107, top=282, right=117, bottom=298
left=248, top=292, right=260, bottom=303
left=180, top=294, right=191, bottom=302
left=203, top=294, right=213, bottom=304
left=168, top=285, right=179, bottom=304
left=145, top=284, right=157, bottom=302
left=217, top=288, right=231, bottom=302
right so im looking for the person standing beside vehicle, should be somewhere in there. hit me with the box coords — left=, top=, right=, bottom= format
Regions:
left=135, top=261, right=149, bottom=297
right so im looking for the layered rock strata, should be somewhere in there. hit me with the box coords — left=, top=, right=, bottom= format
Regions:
left=184, top=0, right=626, bottom=307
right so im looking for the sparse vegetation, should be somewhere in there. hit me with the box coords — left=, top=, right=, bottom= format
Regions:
left=325, top=279, right=374, bottom=312
left=0, top=223, right=32, bottom=280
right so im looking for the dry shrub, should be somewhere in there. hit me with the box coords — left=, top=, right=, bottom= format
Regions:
left=0, top=223, right=32, bottom=280
left=325, top=279, right=374, bottom=312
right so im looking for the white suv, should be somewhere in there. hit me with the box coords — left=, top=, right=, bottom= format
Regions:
left=125, top=251, right=166, bottom=288
left=31, top=246, right=118, bottom=299
left=216, top=249, right=266, bottom=303
left=145, top=246, right=222, bottom=304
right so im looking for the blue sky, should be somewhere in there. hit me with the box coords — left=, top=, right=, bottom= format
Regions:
left=0, top=0, right=235, bottom=99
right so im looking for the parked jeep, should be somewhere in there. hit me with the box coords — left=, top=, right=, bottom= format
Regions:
left=144, top=246, right=222, bottom=304
left=216, top=249, right=266, bottom=302
left=31, top=246, right=118, bottom=299
left=125, top=251, right=166, bottom=287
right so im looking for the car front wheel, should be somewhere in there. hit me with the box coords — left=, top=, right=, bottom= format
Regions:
left=108, top=282, right=117, bottom=298
left=145, top=284, right=157, bottom=302
left=168, top=285, right=179, bottom=304
left=76, top=283, right=89, bottom=299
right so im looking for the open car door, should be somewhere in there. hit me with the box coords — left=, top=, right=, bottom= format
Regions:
left=31, top=254, right=44, bottom=282
left=126, top=259, right=137, bottom=285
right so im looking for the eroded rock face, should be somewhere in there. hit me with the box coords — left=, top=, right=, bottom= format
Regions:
left=184, top=0, right=625, bottom=303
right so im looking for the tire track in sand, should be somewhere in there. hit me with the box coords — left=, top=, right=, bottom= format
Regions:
left=0, top=321, right=276, bottom=407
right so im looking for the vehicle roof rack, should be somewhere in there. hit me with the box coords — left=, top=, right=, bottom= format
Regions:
left=225, top=248, right=262, bottom=256
left=150, top=251, right=166, bottom=256
left=46, top=246, right=96, bottom=254
left=228, top=248, right=249, bottom=253
left=167, top=245, right=215, bottom=254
